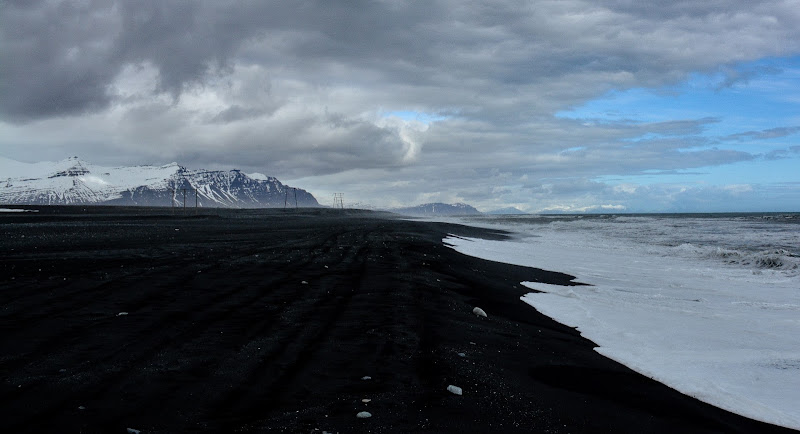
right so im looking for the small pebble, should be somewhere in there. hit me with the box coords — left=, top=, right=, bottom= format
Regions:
left=361, top=376, right=372, bottom=380
left=447, top=385, right=463, bottom=395
left=472, top=307, right=487, bottom=317
left=457, top=352, right=466, bottom=357
left=78, top=406, right=85, bottom=410
left=356, top=411, right=372, bottom=419
left=301, top=281, right=308, bottom=285
left=362, top=398, right=371, bottom=403
left=117, top=312, right=128, bottom=316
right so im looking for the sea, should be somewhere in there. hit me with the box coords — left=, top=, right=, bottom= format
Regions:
left=432, top=213, right=800, bottom=430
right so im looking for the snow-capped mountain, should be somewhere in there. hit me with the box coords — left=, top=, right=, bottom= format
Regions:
left=392, top=202, right=481, bottom=216
left=0, top=156, right=319, bottom=208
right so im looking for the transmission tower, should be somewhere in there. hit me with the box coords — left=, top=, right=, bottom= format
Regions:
left=284, top=188, right=299, bottom=209
left=178, top=188, right=197, bottom=213
left=333, top=193, right=344, bottom=209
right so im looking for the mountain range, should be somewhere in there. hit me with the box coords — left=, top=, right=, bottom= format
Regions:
left=0, top=156, right=319, bottom=208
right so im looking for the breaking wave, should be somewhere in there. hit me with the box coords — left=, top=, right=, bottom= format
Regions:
left=668, top=243, right=800, bottom=275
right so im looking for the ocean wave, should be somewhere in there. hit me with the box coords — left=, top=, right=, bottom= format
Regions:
left=446, top=213, right=800, bottom=280
left=668, top=243, right=800, bottom=274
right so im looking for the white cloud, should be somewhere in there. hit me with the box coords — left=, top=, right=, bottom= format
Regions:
left=724, top=184, right=754, bottom=194
left=614, top=184, right=639, bottom=194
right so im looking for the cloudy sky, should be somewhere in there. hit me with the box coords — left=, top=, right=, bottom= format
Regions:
left=2, top=0, right=799, bottom=212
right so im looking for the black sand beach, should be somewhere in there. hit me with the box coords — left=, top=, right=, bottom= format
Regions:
left=0, top=206, right=795, bottom=433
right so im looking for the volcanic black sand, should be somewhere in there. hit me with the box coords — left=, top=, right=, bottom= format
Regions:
left=0, top=206, right=795, bottom=433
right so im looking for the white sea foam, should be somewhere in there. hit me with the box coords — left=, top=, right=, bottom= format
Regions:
left=439, top=213, right=800, bottom=277
left=441, top=213, right=800, bottom=430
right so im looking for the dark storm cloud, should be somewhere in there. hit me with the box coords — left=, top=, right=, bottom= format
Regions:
left=0, top=0, right=120, bottom=120
left=6, top=0, right=797, bottom=121
left=0, top=0, right=442, bottom=121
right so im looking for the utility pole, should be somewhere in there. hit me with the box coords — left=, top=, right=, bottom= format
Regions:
left=284, top=189, right=288, bottom=209
left=294, top=188, right=298, bottom=208
left=182, top=188, right=186, bottom=212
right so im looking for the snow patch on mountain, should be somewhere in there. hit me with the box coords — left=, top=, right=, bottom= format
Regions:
left=246, top=172, right=272, bottom=181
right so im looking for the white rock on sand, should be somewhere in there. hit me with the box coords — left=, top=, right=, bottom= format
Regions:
left=447, top=385, right=463, bottom=395
left=472, top=307, right=487, bottom=317
left=356, top=411, right=372, bottom=418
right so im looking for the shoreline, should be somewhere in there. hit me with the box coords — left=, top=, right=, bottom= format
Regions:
left=1, top=206, right=796, bottom=433
left=443, top=222, right=800, bottom=431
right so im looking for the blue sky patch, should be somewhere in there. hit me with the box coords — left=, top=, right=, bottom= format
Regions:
left=558, top=56, right=800, bottom=193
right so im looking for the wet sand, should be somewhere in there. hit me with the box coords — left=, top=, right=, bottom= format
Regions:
left=0, top=206, right=795, bottom=433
